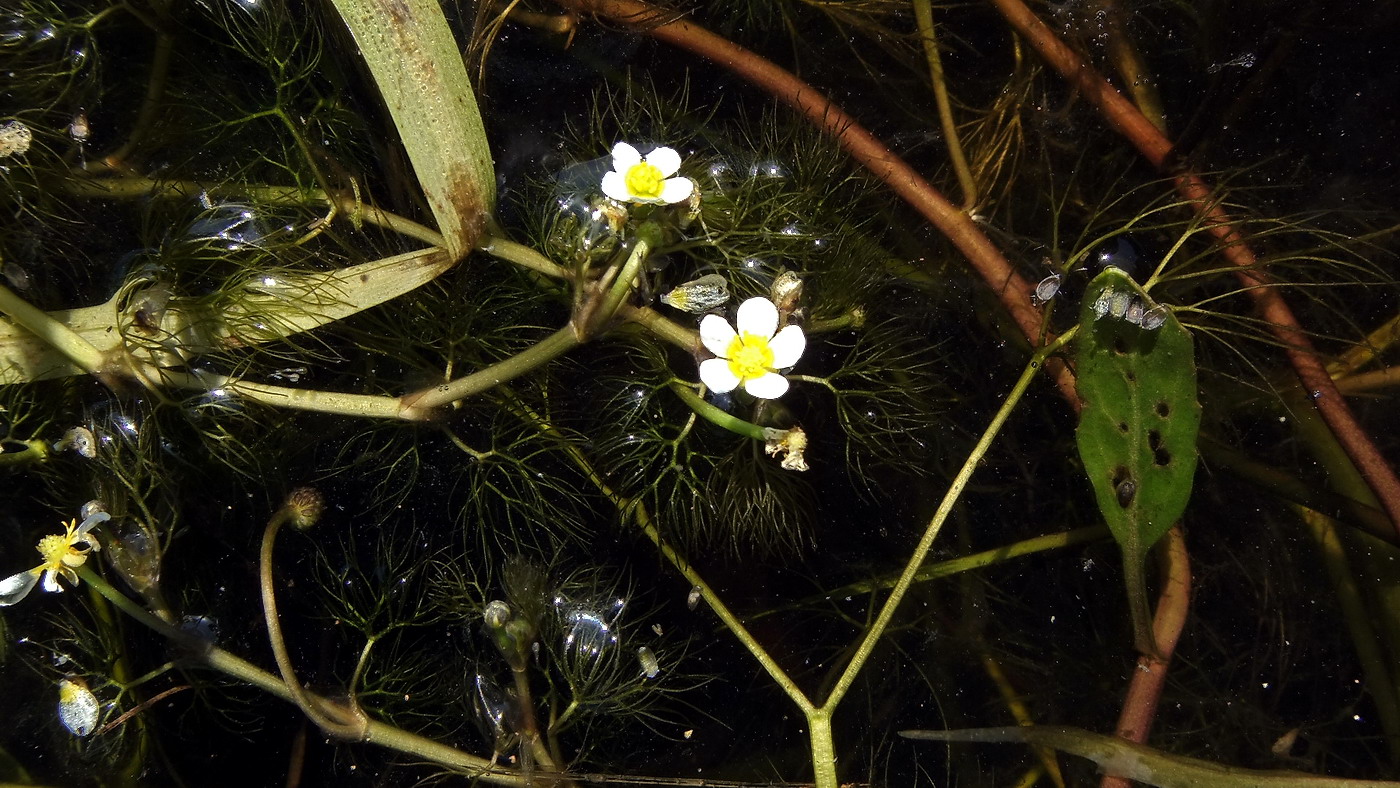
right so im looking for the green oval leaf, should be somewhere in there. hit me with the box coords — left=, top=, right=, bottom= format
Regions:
left=1075, top=267, right=1201, bottom=655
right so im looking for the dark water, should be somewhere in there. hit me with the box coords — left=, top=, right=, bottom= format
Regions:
left=1, top=0, right=1398, bottom=785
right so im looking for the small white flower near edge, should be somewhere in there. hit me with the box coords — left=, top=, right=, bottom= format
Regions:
left=601, top=142, right=695, bottom=205
left=0, top=512, right=108, bottom=606
left=699, top=297, right=805, bottom=399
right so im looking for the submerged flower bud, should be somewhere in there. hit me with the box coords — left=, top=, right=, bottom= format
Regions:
left=284, top=487, right=325, bottom=531
left=57, top=677, right=99, bottom=737
left=483, top=600, right=534, bottom=671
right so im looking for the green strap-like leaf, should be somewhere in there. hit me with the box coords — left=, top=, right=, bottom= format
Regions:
left=329, top=0, right=496, bottom=260
left=1075, top=267, right=1201, bottom=655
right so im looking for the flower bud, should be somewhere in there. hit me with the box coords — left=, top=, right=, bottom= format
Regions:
left=285, top=487, right=325, bottom=531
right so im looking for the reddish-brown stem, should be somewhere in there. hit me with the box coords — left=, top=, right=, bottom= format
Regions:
left=989, top=0, right=1400, bottom=538
left=1100, top=524, right=1191, bottom=788
left=551, top=0, right=1079, bottom=407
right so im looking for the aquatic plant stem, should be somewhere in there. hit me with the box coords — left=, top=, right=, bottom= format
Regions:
left=989, top=0, right=1400, bottom=536
left=1328, top=312, right=1400, bottom=380
left=769, top=525, right=1110, bottom=613
left=668, top=382, right=770, bottom=441
left=1297, top=507, right=1400, bottom=763
left=585, top=234, right=653, bottom=337
left=1100, top=524, right=1191, bottom=788
left=509, top=664, right=569, bottom=783
left=819, top=329, right=1077, bottom=721
left=259, top=504, right=370, bottom=740
left=980, top=650, right=1066, bottom=786
left=913, top=0, right=978, bottom=211
left=77, top=567, right=528, bottom=785
left=480, top=235, right=570, bottom=278
left=548, top=0, right=1079, bottom=407
left=66, top=177, right=447, bottom=248
left=401, top=326, right=581, bottom=416
left=620, top=304, right=699, bottom=350
left=1093, top=0, right=1167, bottom=133
left=904, top=725, right=1400, bottom=788
left=0, top=282, right=110, bottom=378
left=96, top=18, right=172, bottom=171
left=505, top=398, right=818, bottom=715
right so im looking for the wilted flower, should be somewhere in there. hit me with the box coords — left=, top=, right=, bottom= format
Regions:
left=699, top=297, right=805, bottom=399
left=0, top=512, right=108, bottom=606
left=764, top=426, right=810, bottom=472
left=600, top=142, right=695, bottom=205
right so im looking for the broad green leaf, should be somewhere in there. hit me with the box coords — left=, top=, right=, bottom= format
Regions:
left=1075, top=267, right=1201, bottom=655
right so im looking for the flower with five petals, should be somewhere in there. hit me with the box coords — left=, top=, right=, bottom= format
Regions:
left=0, top=512, right=108, bottom=606
left=699, top=296, right=806, bottom=399
left=600, top=142, right=695, bottom=205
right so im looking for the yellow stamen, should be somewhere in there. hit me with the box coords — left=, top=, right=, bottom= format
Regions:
left=37, top=531, right=71, bottom=569
left=624, top=161, right=665, bottom=200
left=725, top=333, right=775, bottom=381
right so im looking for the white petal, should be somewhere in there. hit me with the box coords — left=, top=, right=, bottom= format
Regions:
left=601, top=171, right=630, bottom=202
left=699, top=314, right=737, bottom=358
left=743, top=372, right=790, bottom=399
left=645, top=146, right=682, bottom=177
left=735, top=297, right=778, bottom=339
left=659, top=176, right=695, bottom=204
left=0, top=568, right=41, bottom=606
left=610, top=141, right=641, bottom=172
left=699, top=358, right=741, bottom=393
left=768, top=324, right=806, bottom=369
left=75, top=511, right=109, bottom=537
left=41, top=569, right=61, bottom=593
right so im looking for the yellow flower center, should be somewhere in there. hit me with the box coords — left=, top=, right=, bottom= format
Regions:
left=725, top=333, right=775, bottom=381
left=624, top=161, right=666, bottom=200
left=37, top=531, right=72, bottom=570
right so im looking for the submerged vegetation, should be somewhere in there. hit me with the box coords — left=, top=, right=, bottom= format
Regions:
left=1, top=0, right=1398, bottom=785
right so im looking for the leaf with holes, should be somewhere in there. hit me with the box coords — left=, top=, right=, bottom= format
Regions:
left=1075, top=267, right=1201, bottom=656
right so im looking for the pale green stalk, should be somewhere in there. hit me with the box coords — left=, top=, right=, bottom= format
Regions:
left=480, top=236, right=570, bottom=279
left=903, top=725, right=1400, bottom=788
left=79, top=567, right=526, bottom=785
left=668, top=382, right=771, bottom=441
left=401, top=326, right=582, bottom=415
left=807, top=328, right=1077, bottom=787
left=621, top=304, right=699, bottom=350
left=0, top=282, right=108, bottom=377
left=65, top=177, right=446, bottom=248
left=913, top=0, right=977, bottom=211
left=747, top=525, right=1109, bottom=625
left=513, top=326, right=1080, bottom=788
left=586, top=236, right=653, bottom=336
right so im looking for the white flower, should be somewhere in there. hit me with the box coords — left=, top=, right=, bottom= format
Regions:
left=0, top=512, right=108, bottom=606
left=698, top=296, right=805, bottom=399
left=600, top=142, right=695, bottom=205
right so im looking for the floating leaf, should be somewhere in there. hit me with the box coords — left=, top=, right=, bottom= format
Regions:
left=1075, top=267, right=1201, bottom=655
